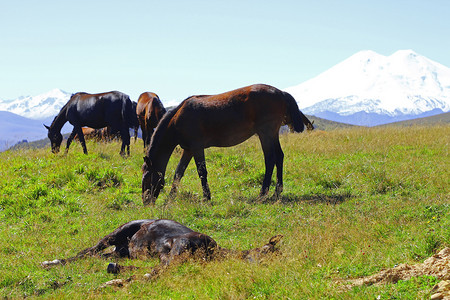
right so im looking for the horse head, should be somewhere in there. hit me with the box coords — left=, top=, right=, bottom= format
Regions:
left=306, top=120, right=315, bottom=131
left=141, top=156, right=165, bottom=205
left=44, top=124, right=63, bottom=153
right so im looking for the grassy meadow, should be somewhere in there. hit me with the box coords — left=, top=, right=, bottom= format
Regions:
left=0, top=125, right=449, bottom=299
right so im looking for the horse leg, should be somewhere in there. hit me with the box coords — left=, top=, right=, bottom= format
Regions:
left=77, top=126, right=89, bottom=154
left=69, top=126, right=88, bottom=154
left=142, top=128, right=147, bottom=148
left=273, top=139, right=284, bottom=197
left=259, top=136, right=277, bottom=197
left=170, top=149, right=193, bottom=198
left=193, top=150, right=211, bottom=200
left=42, top=227, right=123, bottom=268
left=119, top=125, right=131, bottom=156
left=65, top=129, right=77, bottom=154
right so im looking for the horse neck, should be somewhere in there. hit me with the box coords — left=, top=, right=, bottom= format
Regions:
left=148, top=127, right=178, bottom=175
left=50, top=109, right=68, bottom=132
left=299, top=110, right=313, bottom=128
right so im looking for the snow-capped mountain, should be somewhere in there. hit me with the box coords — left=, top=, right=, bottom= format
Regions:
left=0, top=88, right=71, bottom=120
left=285, top=50, right=450, bottom=126
left=0, top=89, right=73, bottom=151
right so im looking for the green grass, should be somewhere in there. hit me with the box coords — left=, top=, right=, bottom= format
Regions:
left=0, top=125, right=449, bottom=298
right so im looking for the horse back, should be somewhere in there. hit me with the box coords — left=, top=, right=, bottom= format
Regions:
left=67, top=91, right=132, bottom=129
left=170, top=84, right=288, bottom=147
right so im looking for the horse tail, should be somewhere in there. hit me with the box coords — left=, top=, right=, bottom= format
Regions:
left=282, top=91, right=305, bottom=133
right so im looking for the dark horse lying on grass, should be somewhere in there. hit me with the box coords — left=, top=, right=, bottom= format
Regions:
left=136, top=92, right=166, bottom=148
left=42, top=219, right=282, bottom=278
left=44, top=91, right=138, bottom=156
left=142, top=84, right=314, bottom=204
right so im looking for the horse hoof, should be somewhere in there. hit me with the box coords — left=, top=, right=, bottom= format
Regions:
left=107, top=262, right=120, bottom=274
left=142, top=190, right=155, bottom=205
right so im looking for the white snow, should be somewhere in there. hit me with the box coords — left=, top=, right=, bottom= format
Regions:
left=285, top=49, right=450, bottom=116
left=0, top=89, right=71, bottom=120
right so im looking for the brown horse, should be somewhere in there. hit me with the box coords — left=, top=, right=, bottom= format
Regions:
left=136, top=92, right=166, bottom=148
left=74, top=127, right=103, bottom=141
left=44, top=91, right=138, bottom=156
left=74, top=127, right=124, bottom=142
left=41, top=219, right=282, bottom=278
left=141, top=84, right=313, bottom=204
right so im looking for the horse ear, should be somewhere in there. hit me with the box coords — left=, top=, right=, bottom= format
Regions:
left=44, top=124, right=50, bottom=130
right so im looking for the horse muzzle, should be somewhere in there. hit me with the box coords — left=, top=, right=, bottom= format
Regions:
left=142, top=189, right=156, bottom=205
left=52, top=146, right=60, bottom=154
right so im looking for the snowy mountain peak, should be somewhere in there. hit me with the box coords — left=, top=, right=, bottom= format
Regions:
left=285, top=50, right=450, bottom=125
left=0, top=89, right=71, bottom=120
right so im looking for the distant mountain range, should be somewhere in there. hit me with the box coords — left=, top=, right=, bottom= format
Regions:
left=285, top=50, right=450, bottom=126
left=0, top=89, right=72, bottom=151
left=0, top=111, right=49, bottom=151
left=1, top=49, right=450, bottom=150
left=0, top=88, right=71, bottom=120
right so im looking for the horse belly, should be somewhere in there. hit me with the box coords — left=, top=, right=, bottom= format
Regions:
left=209, top=129, right=255, bottom=147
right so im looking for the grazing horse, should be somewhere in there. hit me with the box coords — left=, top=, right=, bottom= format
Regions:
left=141, top=84, right=313, bottom=204
left=44, top=91, right=138, bottom=156
left=41, top=219, right=282, bottom=278
left=136, top=92, right=166, bottom=148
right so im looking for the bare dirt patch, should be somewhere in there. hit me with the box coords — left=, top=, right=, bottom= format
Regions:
left=344, top=247, right=449, bottom=299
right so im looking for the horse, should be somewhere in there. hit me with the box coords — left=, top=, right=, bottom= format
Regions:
left=75, top=127, right=124, bottom=142
left=44, top=91, right=138, bottom=156
left=41, top=219, right=282, bottom=279
left=141, top=84, right=314, bottom=204
left=74, top=127, right=103, bottom=141
left=136, top=92, right=166, bottom=148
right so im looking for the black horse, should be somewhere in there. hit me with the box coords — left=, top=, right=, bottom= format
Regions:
left=141, top=84, right=314, bottom=204
left=42, top=219, right=282, bottom=278
left=44, top=91, right=138, bottom=155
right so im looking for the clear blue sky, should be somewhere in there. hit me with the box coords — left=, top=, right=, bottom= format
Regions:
left=1, top=0, right=449, bottom=104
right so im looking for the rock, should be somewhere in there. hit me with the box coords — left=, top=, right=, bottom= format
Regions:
left=41, top=259, right=61, bottom=267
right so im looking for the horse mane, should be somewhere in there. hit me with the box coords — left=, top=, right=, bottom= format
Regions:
left=146, top=96, right=193, bottom=158
left=49, top=96, right=75, bottom=129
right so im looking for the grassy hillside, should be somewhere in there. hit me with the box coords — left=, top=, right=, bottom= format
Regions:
left=0, top=126, right=449, bottom=298
left=380, top=111, right=450, bottom=127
